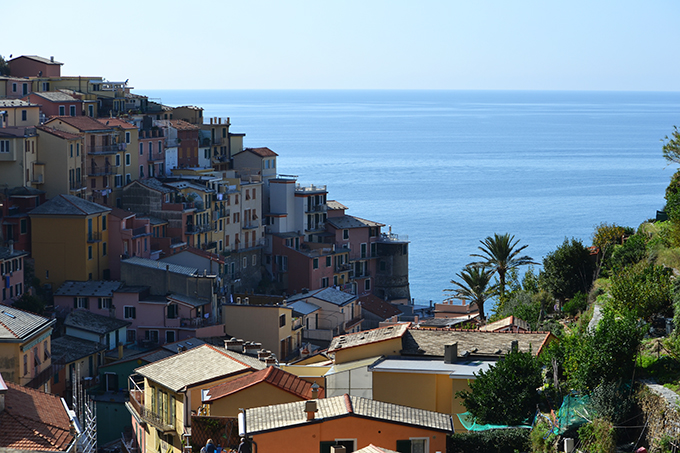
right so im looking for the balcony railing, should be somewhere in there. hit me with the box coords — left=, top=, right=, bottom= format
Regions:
left=128, top=389, right=174, bottom=432
left=87, top=231, right=102, bottom=242
left=243, top=220, right=260, bottom=229
left=148, top=154, right=165, bottom=162
left=131, top=226, right=149, bottom=237
left=305, top=204, right=327, bottom=213
left=88, top=143, right=126, bottom=155
left=89, top=165, right=117, bottom=176
left=69, top=180, right=86, bottom=191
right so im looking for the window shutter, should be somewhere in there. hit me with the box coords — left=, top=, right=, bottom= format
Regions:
left=74, top=297, right=78, bottom=309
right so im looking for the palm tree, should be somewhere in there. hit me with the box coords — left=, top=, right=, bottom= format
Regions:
left=444, top=265, right=496, bottom=323
left=470, top=233, right=537, bottom=304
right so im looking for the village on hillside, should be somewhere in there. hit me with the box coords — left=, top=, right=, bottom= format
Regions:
left=2, top=55, right=680, bottom=453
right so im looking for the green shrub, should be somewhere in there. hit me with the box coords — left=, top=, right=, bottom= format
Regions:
left=448, top=428, right=530, bottom=453
left=563, top=292, right=588, bottom=317
left=577, top=418, right=615, bottom=453
left=529, top=420, right=557, bottom=453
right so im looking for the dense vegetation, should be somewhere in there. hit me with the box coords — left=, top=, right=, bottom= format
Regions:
left=449, top=126, right=680, bottom=451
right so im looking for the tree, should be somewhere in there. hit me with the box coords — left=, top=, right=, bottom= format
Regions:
left=456, top=348, right=542, bottom=425
left=470, top=233, right=537, bottom=307
left=664, top=169, right=680, bottom=221
left=444, top=265, right=496, bottom=323
left=592, top=223, right=632, bottom=278
left=662, top=125, right=680, bottom=165
left=0, top=55, right=9, bottom=76
left=540, top=238, right=595, bottom=306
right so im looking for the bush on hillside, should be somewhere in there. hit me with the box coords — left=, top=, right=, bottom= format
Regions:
left=563, top=292, right=588, bottom=317
left=609, top=262, right=673, bottom=321
left=448, top=428, right=530, bottom=453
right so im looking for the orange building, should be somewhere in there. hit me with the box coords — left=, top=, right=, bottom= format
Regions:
left=243, top=394, right=453, bottom=453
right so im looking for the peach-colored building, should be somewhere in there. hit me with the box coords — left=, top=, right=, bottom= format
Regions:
left=0, top=245, right=28, bottom=304
left=9, top=55, right=63, bottom=78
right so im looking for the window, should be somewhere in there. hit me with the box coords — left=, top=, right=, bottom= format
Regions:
left=22, top=83, right=28, bottom=95
left=12, top=82, right=16, bottom=92
left=74, top=297, right=89, bottom=309
left=115, top=174, right=123, bottom=187
left=326, top=256, right=331, bottom=267
left=88, top=105, right=94, bottom=117
left=76, top=143, right=80, bottom=156
left=42, top=82, right=49, bottom=91
left=365, top=279, right=371, bottom=291
left=59, top=106, right=65, bottom=116
left=70, top=144, right=73, bottom=157
left=125, top=153, right=130, bottom=165
left=98, top=297, right=112, bottom=309
left=145, top=330, right=159, bottom=343
left=361, top=243, right=367, bottom=259
left=88, top=246, right=92, bottom=260
left=371, top=243, right=377, bottom=257
left=20, top=219, right=27, bottom=234
left=23, top=354, right=28, bottom=376
left=43, top=341, right=51, bottom=361
left=313, top=258, right=319, bottom=269
left=218, top=240, right=223, bottom=251
left=158, top=141, right=162, bottom=153
left=235, top=194, right=239, bottom=205
left=322, top=277, right=329, bottom=288
left=243, top=257, right=247, bottom=268
left=115, top=154, right=121, bottom=166
left=16, top=283, right=22, bottom=296
left=126, top=173, right=131, bottom=184
left=70, top=105, right=76, bottom=116
left=140, top=165, right=144, bottom=178
left=279, top=314, right=286, bottom=327
left=139, top=143, right=144, bottom=155
left=396, top=438, right=428, bottom=453
left=343, top=229, right=349, bottom=240
left=126, top=132, right=131, bottom=144
left=166, top=331, right=176, bottom=343
left=245, top=189, right=250, bottom=200
left=127, top=330, right=136, bottom=343
left=102, top=242, right=107, bottom=256
left=167, top=304, right=178, bottom=319
left=124, top=306, right=136, bottom=319
left=102, top=215, right=107, bottom=230
left=0, top=140, right=9, bottom=153
left=21, top=110, right=26, bottom=121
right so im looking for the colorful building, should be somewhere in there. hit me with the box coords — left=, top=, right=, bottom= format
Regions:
left=0, top=245, right=28, bottom=304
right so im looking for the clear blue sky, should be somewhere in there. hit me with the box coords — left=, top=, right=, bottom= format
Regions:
left=6, top=0, right=680, bottom=91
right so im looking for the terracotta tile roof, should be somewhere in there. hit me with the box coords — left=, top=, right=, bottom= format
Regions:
left=44, top=116, right=112, bottom=132
left=402, top=328, right=555, bottom=358
left=36, top=126, right=82, bottom=141
left=359, top=294, right=402, bottom=320
left=479, top=315, right=530, bottom=332
left=245, top=394, right=453, bottom=434
left=0, top=381, right=75, bottom=451
left=166, top=119, right=199, bottom=131
left=97, top=118, right=137, bottom=129
left=328, top=323, right=410, bottom=353
left=244, top=147, right=278, bottom=157
left=204, top=366, right=322, bottom=402
left=326, top=200, right=348, bottom=211
left=356, top=445, right=399, bottom=453
left=326, top=215, right=384, bottom=229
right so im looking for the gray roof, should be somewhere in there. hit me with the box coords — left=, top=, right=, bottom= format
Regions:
left=138, top=215, right=168, bottom=226
left=326, top=215, right=384, bottom=230
left=164, top=181, right=215, bottom=193
left=169, top=293, right=210, bottom=308
left=140, top=338, right=207, bottom=363
left=55, top=280, right=123, bottom=297
left=329, top=323, right=409, bottom=353
left=134, top=344, right=265, bottom=392
left=245, top=394, right=454, bottom=434
left=0, top=246, right=29, bottom=261
left=286, top=287, right=357, bottom=307
left=135, top=178, right=176, bottom=194
left=64, top=309, right=130, bottom=335
left=11, top=55, right=63, bottom=65
left=402, top=329, right=554, bottom=358
left=51, top=335, right=106, bottom=364
left=288, top=300, right=321, bottom=316
left=0, top=99, right=37, bottom=108
left=122, top=256, right=199, bottom=277
left=0, top=306, right=54, bottom=341
left=369, top=357, right=494, bottom=379
left=30, top=194, right=110, bottom=216
left=30, top=91, right=79, bottom=102
left=326, top=200, right=348, bottom=211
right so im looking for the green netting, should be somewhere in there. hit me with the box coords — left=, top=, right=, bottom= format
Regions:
left=456, top=412, right=533, bottom=432
left=553, top=394, right=594, bottom=434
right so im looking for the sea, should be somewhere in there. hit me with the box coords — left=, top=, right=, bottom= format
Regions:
left=142, top=89, right=680, bottom=311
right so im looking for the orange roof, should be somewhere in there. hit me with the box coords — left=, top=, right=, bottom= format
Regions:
left=0, top=382, right=75, bottom=451
left=359, top=294, right=402, bottom=319
left=97, top=117, right=136, bottom=129
left=204, top=366, right=322, bottom=402
left=36, top=126, right=82, bottom=141
left=168, top=119, right=199, bottom=131
left=245, top=147, right=278, bottom=157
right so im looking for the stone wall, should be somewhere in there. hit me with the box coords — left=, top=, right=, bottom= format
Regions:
left=638, top=383, right=680, bottom=451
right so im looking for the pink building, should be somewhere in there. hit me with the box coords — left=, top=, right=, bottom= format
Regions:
left=0, top=245, right=28, bottom=304
left=0, top=187, right=46, bottom=254
left=22, top=91, right=84, bottom=118
left=138, top=128, right=165, bottom=178
left=9, top=55, right=63, bottom=78
left=108, top=208, right=154, bottom=280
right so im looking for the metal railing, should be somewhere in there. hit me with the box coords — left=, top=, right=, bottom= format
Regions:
left=131, top=226, right=148, bottom=237
left=89, top=165, right=117, bottom=176
left=88, top=143, right=125, bottom=155
left=87, top=231, right=102, bottom=242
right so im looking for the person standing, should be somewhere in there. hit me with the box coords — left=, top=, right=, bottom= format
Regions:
left=205, top=439, right=216, bottom=453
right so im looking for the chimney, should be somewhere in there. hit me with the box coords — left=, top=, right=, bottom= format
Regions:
left=118, top=342, right=124, bottom=360
left=257, top=349, right=271, bottom=361
left=264, top=356, right=277, bottom=367
left=311, top=382, right=319, bottom=399
left=8, top=240, right=13, bottom=254
left=177, top=345, right=186, bottom=354
left=225, top=337, right=244, bottom=352
left=330, top=447, right=346, bottom=453
left=305, top=400, right=317, bottom=421
left=50, top=56, right=54, bottom=62
left=444, top=343, right=458, bottom=364
left=244, top=342, right=261, bottom=356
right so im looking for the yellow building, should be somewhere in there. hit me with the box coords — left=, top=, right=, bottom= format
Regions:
left=0, top=126, right=39, bottom=190
left=35, top=126, right=86, bottom=199
left=0, top=99, right=41, bottom=127
left=30, top=194, right=111, bottom=291
left=0, top=304, right=56, bottom=391
left=222, top=304, right=301, bottom=360
left=126, top=343, right=265, bottom=453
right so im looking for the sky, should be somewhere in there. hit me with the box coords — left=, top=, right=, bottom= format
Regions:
left=5, top=0, right=680, bottom=91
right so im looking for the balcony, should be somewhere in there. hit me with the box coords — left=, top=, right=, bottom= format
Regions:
left=378, top=232, right=409, bottom=243
left=148, top=154, right=165, bottom=162
left=87, top=231, right=102, bottom=242
left=88, top=143, right=125, bottom=155
left=243, top=220, right=260, bottom=229
left=31, top=174, right=44, bottom=184
left=89, top=165, right=117, bottom=176
left=69, top=180, right=86, bottom=192
left=305, top=204, right=327, bottom=213
left=335, top=263, right=351, bottom=272
left=132, top=226, right=149, bottom=237
left=128, top=387, right=174, bottom=433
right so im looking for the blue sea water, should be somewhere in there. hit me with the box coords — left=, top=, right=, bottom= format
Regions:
left=143, top=89, right=680, bottom=308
